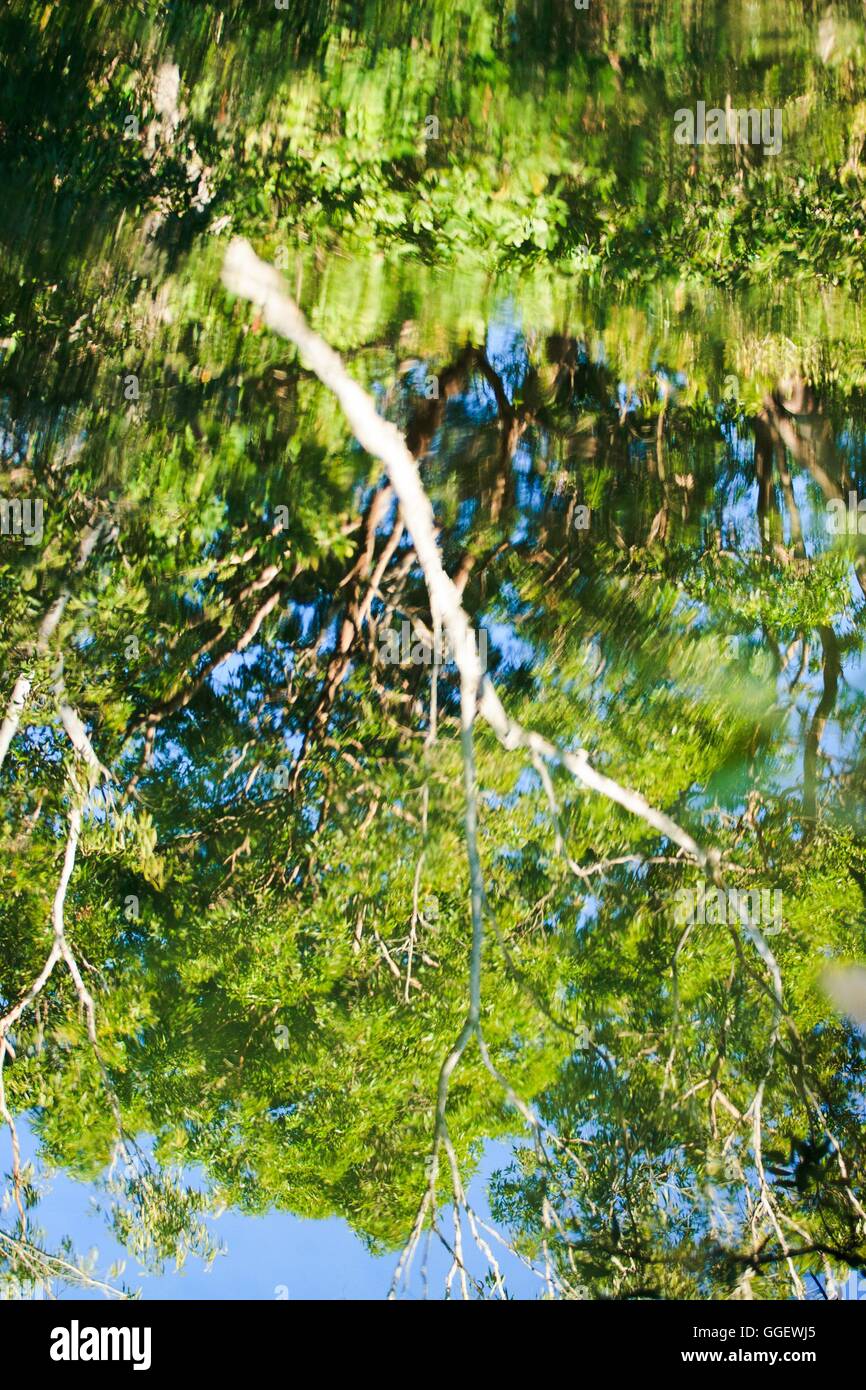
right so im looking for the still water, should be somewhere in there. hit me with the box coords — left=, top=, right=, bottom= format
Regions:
left=1, top=0, right=866, bottom=1300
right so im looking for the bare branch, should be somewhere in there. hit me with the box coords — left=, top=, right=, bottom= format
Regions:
left=0, top=523, right=103, bottom=774
left=222, top=240, right=715, bottom=873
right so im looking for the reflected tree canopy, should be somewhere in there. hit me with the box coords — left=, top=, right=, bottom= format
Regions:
left=1, top=0, right=866, bottom=1299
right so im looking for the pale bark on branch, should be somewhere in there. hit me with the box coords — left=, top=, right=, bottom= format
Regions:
left=0, top=522, right=104, bottom=775
left=222, top=239, right=715, bottom=872
left=221, top=238, right=791, bottom=1019
left=0, top=804, right=82, bottom=1043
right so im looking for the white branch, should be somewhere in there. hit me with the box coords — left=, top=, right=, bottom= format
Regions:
left=222, top=239, right=714, bottom=873
left=58, top=703, right=109, bottom=783
left=0, top=804, right=81, bottom=1041
left=0, top=523, right=103, bottom=775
